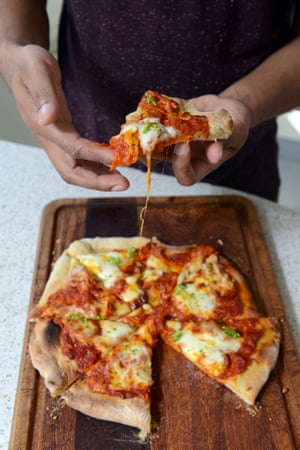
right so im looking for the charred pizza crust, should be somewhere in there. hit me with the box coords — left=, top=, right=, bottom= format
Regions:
left=29, top=319, right=151, bottom=437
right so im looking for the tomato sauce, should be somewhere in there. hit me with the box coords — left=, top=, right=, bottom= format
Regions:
left=61, top=330, right=99, bottom=370
left=220, top=319, right=264, bottom=378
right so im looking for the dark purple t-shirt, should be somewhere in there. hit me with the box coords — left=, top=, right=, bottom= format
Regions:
left=58, top=1, right=299, bottom=200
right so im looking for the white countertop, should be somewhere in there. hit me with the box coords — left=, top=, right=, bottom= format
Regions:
left=0, top=139, right=299, bottom=449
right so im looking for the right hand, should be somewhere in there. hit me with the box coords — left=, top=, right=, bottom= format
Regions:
left=0, top=42, right=129, bottom=191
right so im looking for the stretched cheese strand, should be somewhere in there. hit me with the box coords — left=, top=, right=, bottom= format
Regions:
left=139, top=152, right=152, bottom=236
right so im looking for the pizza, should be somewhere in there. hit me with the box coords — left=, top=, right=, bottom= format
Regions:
left=109, top=90, right=233, bottom=234
left=109, top=90, right=233, bottom=171
left=29, top=236, right=280, bottom=439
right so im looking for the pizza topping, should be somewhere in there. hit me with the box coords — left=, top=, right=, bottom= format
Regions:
left=222, top=325, right=241, bottom=338
left=61, top=330, right=99, bottom=371
left=145, top=92, right=158, bottom=105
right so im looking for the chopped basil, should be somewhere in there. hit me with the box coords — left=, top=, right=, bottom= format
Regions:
left=172, top=329, right=183, bottom=342
left=67, top=312, right=85, bottom=320
left=142, top=121, right=162, bottom=134
left=67, top=312, right=89, bottom=326
left=128, top=246, right=137, bottom=256
left=222, top=325, right=240, bottom=338
left=67, top=312, right=103, bottom=322
left=145, top=93, right=158, bottom=105
left=108, top=256, right=122, bottom=266
left=174, top=284, right=187, bottom=295
left=92, top=313, right=104, bottom=321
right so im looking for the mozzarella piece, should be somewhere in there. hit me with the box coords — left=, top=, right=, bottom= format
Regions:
left=173, top=257, right=234, bottom=317
left=108, top=341, right=152, bottom=390
left=121, top=117, right=178, bottom=153
left=173, top=283, right=216, bottom=316
left=97, top=320, right=134, bottom=346
left=142, top=254, right=168, bottom=281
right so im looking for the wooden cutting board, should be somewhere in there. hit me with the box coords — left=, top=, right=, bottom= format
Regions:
left=9, top=195, right=300, bottom=450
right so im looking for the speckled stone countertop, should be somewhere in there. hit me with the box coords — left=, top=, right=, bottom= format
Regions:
left=0, top=139, right=299, bottom=449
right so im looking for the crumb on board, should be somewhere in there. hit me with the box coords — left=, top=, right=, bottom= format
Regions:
left=246, top=402, right=262, bottom=417
left=46, top=397, right=66, bottom=420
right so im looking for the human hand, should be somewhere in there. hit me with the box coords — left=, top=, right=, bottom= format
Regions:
left=171, top=94, right=251, bottom=185
left=0, top=42, right=129, bottom=191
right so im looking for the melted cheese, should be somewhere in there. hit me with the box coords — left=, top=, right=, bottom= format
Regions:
left=77, top=252, right=125, bottom=288
left=122, top=117, right=178, bottom=154
left=142, top=254, right=168, bottom=281
left=99, top=321, right=134, bottom=346
left=76, top=252, right=142, bottom=302
left=173, top=257, right=234, bottom=317
left=167, top=320, right=241, bottom=376
left=108, top=340, right=152, bottom=390
left=173, top=283, right=216, bottom=316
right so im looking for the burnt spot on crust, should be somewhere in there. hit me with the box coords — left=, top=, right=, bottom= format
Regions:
left=44, top=321, right=61, bottom=347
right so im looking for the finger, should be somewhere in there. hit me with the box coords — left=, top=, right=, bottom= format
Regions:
left=39, top=138, right=130, bottom=192
left=172, top=143, right=197, bottom=185
left=44, top=126, right=115, bottom=165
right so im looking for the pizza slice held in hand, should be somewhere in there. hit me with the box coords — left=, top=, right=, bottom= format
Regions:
left=109, top=90, right=233, bottom=170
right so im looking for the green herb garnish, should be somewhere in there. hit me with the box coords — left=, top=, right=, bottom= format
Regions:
left=174, top=284, right=188, bottom=295
left=128, top=246, right=138, bottom=256
left=67, top=313, right=89, bottom=326
left=142, top=121, right=162, bottom=134
left=145, top=93, right=158, bottom=105
left=108, top=256, right=122, bottom=266
left=92, top=313, right=104, bottom=321
left=172, top=329, right=183, bottom=342
left=222, top=326, right=240, bottom=338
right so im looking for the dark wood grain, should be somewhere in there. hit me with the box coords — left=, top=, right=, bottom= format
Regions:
left=9, top=196, right=300, bottom=450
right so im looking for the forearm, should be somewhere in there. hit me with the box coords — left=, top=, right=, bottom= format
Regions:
left=220, top=34, right=300, bottom=128
left=0, top=0, right=49, bottom=49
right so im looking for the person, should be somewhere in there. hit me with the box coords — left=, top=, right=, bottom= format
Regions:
left=0, top=1, right=300, bottom=200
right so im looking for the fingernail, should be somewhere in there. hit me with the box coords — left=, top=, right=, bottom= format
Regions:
left=111, top=185, right=127, bottom=192
left=38, top=103, right=53, bottom=125
left=174, top=143, right=187, bottom=156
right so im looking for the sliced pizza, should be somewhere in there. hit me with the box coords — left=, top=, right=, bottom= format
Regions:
left=109, top=90, right=233, bottom=170
left=29, top=236, right=280, bottom=439
left=162, top=317, right=280, bottom=405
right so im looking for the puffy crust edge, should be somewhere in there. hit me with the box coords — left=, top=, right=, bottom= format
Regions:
left=173, top=97, right=233, bottom=140
left=62, top=380, right=150, bottom=439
